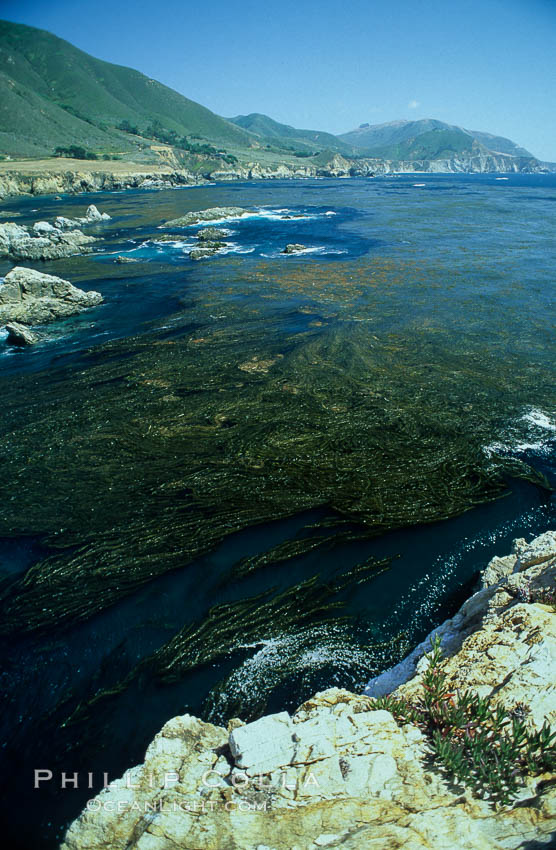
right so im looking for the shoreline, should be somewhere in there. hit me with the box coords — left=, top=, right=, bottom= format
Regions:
left=0, top=157, right=552, bottom=201
left=60, top=530, right=556, bottom=850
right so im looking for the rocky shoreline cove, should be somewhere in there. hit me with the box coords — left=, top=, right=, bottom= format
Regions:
left=61, top=531, right=556, bottom=850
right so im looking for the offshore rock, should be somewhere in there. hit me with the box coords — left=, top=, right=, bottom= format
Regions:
left=0, top=266, right=102, bottom=325
left=54, top=204, right=111, bottom=229
left=189, top=246, right=222, bottom=260
left=282, top=243, right=308, bottom=254
left=61, top=531, right=556, bottom=850
left=164, top=207, right=248, bottom=227
left=5, top=321, right=38, bottom=345
left=114, top=256, right=139, bottom=264
left=0, top=221, right=95, bottom=260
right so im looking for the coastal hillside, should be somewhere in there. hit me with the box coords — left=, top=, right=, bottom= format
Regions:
left=0, top=19, right=546, bottom=174
left=228, top=112, right=354, bottom=155
left=0, top=19, right=253, bottom=157
left=339, top=118, right=535, bottom=161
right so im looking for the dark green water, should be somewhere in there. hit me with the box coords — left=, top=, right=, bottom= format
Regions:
left=0, top=174, right=555, bottom=848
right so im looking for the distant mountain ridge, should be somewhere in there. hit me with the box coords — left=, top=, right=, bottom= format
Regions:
left=339, top=119, right=534, bottom=161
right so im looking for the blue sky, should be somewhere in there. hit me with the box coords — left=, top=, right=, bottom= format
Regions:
left=2, top=0, right=556, bottom=160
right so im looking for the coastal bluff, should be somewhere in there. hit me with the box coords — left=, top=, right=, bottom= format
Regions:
left=60, top=531, right=556, bottom=849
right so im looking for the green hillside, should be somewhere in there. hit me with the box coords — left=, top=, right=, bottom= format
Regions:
left=0, top=19, right=254, bottom=156
left=229, top=112, right=354, bottom=155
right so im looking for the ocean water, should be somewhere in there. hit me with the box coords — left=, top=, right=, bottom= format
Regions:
left=0, top=174, right=555, bottom=848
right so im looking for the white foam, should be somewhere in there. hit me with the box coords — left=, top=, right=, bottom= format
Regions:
left=484, top=407, right=556, bottom=456
left=262, top=246, right=347, bottom=258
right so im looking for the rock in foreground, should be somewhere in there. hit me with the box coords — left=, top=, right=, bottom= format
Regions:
left=61, top=532, right=556, bottom=850
left=164, top=206, right=248, bottom=227
left=0, top=267, right=102, bottom=325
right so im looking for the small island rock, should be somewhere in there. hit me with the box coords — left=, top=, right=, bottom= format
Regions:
left=282, top=243, right=308, bottom=254
left=164, top=206, right=247, bottom=227
left=197, top=226, right=226, bottom=241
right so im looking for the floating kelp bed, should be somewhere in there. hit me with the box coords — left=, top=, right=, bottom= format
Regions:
left=0, top=177, right=555, bottom=848
left=1, top=302, right=551, bottom=635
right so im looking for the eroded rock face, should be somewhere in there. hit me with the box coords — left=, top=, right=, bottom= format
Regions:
left=365, top=529, right=556, bottom=730
left=0, top=221, right=96, bottom=260
left=60, top=532, right=556, bottom=850
left=0, top=170, right=201, bottom=201
left=0, top=266, right=103, bottom=325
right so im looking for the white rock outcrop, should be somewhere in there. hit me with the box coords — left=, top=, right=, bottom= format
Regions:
left=54, top=204, right=111, bottom=229
left=61, top=531, right=556, bottom=850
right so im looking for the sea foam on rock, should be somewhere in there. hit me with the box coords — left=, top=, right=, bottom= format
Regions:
left=61, top=531, right=556, bottom=850
left=163, top=207, right=248, bottom=227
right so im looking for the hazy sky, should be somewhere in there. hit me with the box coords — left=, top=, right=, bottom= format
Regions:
left=2, top=0, right=556, bottom=160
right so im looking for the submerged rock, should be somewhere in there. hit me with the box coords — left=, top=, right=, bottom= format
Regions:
left=282, top=243, right=308, bottom=253
left=5, top=321, right=37, bottom=346
left=60, top=531, right=556, bottom=850
left=0, top=221, right=95, bottom=260
left=164, top=206, right=247, bottom=227
left=0, top=266, right=102, bottom=325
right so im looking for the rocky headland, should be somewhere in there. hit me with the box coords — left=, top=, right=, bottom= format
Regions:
left=61, top=531, right=556, bottom=850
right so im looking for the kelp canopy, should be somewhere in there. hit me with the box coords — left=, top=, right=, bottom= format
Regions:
left=0, top=253, right=552, bottom=638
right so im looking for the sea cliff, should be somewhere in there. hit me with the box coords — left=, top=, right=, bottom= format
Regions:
left=0, top=149, right=547, bottom=200
left=61, top=531, right=556, bottom=850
